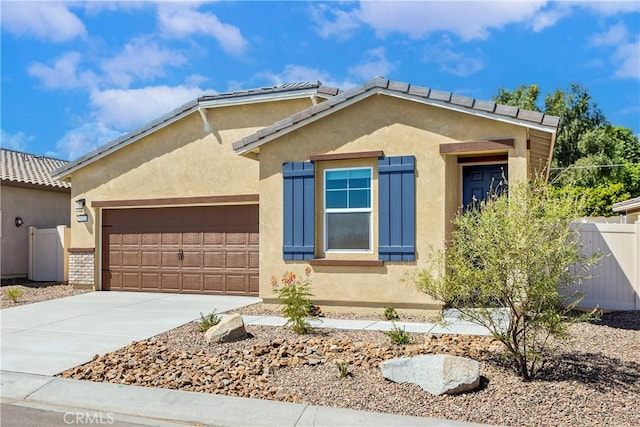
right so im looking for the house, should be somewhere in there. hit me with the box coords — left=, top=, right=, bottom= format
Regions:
left=1, top=149, right=71, bottom=279
left=53, top=78, right=559, bottom=310
left=612, top=196, right=640, bottom=223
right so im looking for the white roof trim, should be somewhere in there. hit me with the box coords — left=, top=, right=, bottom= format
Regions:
left=612, top=196, right=640, bottom=213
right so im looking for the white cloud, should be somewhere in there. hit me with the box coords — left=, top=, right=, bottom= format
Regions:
left=613, top=39, right=640, bottom=79
left=348, top=47, right=395, bottom=81
left=591, top=22, right=629, bottom=46
left=310, top=4, right=361, bottom=40
left=0, top=2, right=86, bottom=42
left=28, top=52, right=97, bottom=90
left=423, top=39, right=485, bottom=77
left=53, top=123, right=124, bottom=160
left=590, top=23, right=639, bottom=79
left=315, top=1, right=547, bottom=41
left=531, top=3, right=573, bottom=31
left=101, top=37, right=187, bottom=88
left=89, top=85, right=207, bottom=130
left=157, top=3, right=248, bottom=55
left=1, top=129, right=34, bottom=152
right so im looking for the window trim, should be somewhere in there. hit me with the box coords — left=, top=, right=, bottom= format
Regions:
left=323, top=166, right=373, bottom=254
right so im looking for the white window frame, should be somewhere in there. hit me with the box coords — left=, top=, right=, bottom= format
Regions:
left=323, top=167, right=373, bottom=253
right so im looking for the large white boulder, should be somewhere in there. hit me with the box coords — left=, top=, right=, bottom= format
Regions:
left=381, top=354, right=480, bottom=395
left=204, top=313, right=248, bottom=343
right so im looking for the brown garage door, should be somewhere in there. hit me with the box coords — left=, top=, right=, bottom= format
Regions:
left=102, top=205, right=258, bottom=295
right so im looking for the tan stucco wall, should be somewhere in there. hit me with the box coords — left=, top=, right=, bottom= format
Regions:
left=258, top=94, right=530, bottom=308
left=66, top=97, right=315, bottom=287
left=0, top=184, right=70, bottom=278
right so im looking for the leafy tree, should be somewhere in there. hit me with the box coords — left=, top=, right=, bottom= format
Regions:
left=415, top=179, right=599, bottom=380
left=493, top=84, right=541, bottom=112
left=544, top=84, right=609, bottom=168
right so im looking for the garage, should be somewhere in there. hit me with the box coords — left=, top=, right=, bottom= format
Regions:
left=102, top=205, right=258, bottom=295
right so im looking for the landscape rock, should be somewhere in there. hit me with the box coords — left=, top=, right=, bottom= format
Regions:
left=380, top=354, right=480, bottom=395
left=204, top=313, right=248, bottom=343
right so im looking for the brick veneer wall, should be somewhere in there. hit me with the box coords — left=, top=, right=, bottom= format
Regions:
left=68, top=248, right=95, bottom=287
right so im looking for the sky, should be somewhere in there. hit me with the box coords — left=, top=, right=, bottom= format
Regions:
left=1, top=1, right=639, bottom=161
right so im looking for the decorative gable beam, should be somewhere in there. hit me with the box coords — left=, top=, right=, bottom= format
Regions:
left=439, top=139, right=515, bottom=154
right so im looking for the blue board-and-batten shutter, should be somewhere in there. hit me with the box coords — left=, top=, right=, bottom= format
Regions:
left=283, top=161, right=315, bottom=260
left=378, top=156, right=416, bottom=261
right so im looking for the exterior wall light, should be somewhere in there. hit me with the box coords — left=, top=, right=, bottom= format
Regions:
left=15, top=217, right=23, bottom=227
left=76, top=214, right=88, bottom=223
left=75, top=198, right=86, bottom=211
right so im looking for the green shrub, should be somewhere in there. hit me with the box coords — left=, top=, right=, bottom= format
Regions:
left=383, top=306, right=400, bottom=321
left=384, top=323, right=411, bottom=345
left=336, top=361, right=350, bottom=379
left=197, top=310, right=221, bottom=332
left=416, top=178, right=600, bottom=380
left=271, top=267, right=315, bottom=334
left=4, top=287, right=23, bottom=303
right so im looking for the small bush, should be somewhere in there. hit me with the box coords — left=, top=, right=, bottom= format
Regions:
left=4, top=287, right=23, bottom=303
left=383, top=306, right=400, bottom=321
left=384, top=323, right=411, bottom=345
left=336, top=361, right=350, bottom=379
left=271, top=267, right=315, bottom=334
left=197, top=310, right=221, bottom=333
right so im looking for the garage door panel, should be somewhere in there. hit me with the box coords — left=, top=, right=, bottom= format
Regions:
left=226, top=251, right=248, bottom=269
left=182, top=251, right=202, bottom=268
left=103, top=205, right=258, bottom=295
left=226, top=275, right=249, bottom=293
left=141, top=251, right=160, bottom=267
left=160, top=273, right=180, bottom=291
left=182, top=274, right=202, bottom=292
left=122, top=251, right=141, bottom=268
left=141, top=233, right=160, bottom=246
left=141, top=273, right=160, bottom=289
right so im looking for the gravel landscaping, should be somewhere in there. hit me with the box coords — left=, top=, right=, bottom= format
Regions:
left=61, top=308, right=640, bottom=426
left=0, top=279, right=90, bottom=309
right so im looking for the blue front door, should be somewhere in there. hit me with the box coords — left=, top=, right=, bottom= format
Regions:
left=462, top=164, right=508, bottom=208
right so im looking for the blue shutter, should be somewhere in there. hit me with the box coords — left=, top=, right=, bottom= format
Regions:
left=283, top=161, right=315, bottom=260
left=378, top=156, right=415, bottom=261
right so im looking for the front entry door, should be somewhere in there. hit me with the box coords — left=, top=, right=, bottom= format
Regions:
left=462, top=164, right=508, bottom=208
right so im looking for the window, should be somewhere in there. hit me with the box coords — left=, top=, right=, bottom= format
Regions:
left=324, top=168, right=372, bottom=252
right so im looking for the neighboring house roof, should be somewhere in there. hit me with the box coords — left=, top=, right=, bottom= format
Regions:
left=233, top=77, right=561, bottom=155
left=52, top=82, right=340, bottom=180
left=612, top=196, right=640, bottom=214
left=1, top=148, right=71, bottom=190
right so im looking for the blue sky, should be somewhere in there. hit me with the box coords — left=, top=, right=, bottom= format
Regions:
left=1, top=1, right=639, bottom=161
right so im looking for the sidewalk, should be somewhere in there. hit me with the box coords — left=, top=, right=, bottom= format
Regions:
left=1, top=371, right=488, bottom=427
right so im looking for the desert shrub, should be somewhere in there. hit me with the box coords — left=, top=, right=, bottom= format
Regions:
left=415, top=178, right=600, bottom=380
left=383, top=306, right=400, bottom=321
left=4, top=287, right=23, bottom=303
left=336, top=361, right=350, bottom=378
left=271, top=267, right=315, bottom=334
left=384, top=323, right=411, bottom=345
left=197, top=310, right=221, bottom=332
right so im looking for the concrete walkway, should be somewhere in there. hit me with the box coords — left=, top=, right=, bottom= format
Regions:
left=1, top=292, right=493, bottom=426
left=0, top=292, right=260, bottom=375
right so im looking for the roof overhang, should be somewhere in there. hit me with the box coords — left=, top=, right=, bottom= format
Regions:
left=612, top=196, right=640, bottom=214
left=233, top=86, right=559, bottom=156
left=52, top=85, right=338, bottom=180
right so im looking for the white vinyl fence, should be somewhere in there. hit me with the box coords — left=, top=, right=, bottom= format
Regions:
left=28, top=225, right=67, bottom=282
left=573, top=221, right=640, bottom=311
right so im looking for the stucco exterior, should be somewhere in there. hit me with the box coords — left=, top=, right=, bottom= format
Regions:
left=1, top=184, right=70, bottom=278
left=63, top=96, right=318, bottom=288
left=256, top=94, right=531, bottom=308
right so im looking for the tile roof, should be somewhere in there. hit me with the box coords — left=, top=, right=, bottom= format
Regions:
left=1, top=149, right=71, bottom=189
left=233, top=77, right=561, bottom=153
left=52, top=82, right=339, bottom=179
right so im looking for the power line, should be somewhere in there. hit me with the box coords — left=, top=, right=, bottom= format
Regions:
left=550, top=163, right=640, bottom=171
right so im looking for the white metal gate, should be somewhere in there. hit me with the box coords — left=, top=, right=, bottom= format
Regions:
left=28, top=226, right=67, bottom=282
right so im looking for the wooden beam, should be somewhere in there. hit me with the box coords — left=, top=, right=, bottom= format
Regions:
left=92, top=194, right=259, bottom=208
left=309, top=150, right=384, bottom=162
left=439, top=139, right=514, bottom=154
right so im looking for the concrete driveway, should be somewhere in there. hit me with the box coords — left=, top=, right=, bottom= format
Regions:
left=0, top=292, right=260, bottom=376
